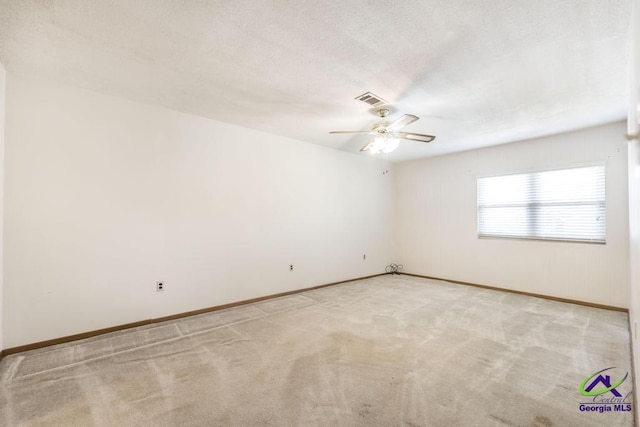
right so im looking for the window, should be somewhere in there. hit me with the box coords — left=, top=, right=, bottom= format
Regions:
left=477, top=165, right=606, bottom=243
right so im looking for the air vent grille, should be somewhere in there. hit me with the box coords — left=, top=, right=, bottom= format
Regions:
left=355, top=92, right=388, bottom=107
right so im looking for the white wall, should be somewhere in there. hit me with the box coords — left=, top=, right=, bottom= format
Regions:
left=0, top=61, right=5, bottom=352
left=628, top=137, right=640, bottom=425
left=3, top=75, right=395, bottom=348
left=395, top=122, right=630, bottom=308
left=627, top=2, right=640, bottom=422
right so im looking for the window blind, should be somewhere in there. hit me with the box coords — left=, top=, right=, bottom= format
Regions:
left=477, top=165, right=606, bottom=243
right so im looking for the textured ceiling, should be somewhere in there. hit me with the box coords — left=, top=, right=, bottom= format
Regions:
left=0, top=0, right=632, bottom=161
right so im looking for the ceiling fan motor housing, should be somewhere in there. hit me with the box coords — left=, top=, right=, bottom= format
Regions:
left=372, top=122, right=391, bottom=133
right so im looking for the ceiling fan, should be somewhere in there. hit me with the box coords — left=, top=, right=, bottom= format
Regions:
left=329, top=108, right=436, bottom=154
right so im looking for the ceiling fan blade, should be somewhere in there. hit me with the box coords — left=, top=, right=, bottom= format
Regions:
left=396, top=132, right=436, bottom=143
left=387, top=114, right=419, bottom=131
left=329, top=130, right=375, bottom=135
left=360, top=141, right=374, bottom=152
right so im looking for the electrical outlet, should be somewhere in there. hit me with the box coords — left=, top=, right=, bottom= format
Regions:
left=289, top=264, right=294, bottom=272
left=363, top=254, right=366, bottom=260
left=156, top=282, right=164, bottom=292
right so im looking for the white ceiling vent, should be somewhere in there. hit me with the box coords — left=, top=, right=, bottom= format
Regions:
left=355, top=92, right=389, bottom=108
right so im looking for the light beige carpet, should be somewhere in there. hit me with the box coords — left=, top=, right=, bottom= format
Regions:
left=0, top=275, right=634, bottom=426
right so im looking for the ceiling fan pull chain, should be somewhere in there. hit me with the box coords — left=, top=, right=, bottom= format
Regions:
left=382, top=154, right=389, bottom=175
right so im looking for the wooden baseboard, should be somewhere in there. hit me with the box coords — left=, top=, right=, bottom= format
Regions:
left=0, top=273, right=387, bottom=358
left=1, top=272, right=628, bottom=359
left=400, top=272, right=628, bottom=312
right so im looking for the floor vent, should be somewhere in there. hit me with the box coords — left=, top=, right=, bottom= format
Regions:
left=355, top=92, right=388, bottom=108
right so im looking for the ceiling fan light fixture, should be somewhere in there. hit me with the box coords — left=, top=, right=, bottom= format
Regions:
left=369, top=136, right=385, bottom=154
left=369, top=135, right=400, bottom=154
left=383, top=137, right=400, bottom=153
